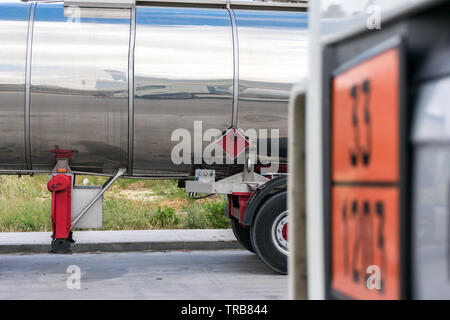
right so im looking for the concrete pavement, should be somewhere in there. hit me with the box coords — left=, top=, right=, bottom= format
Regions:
left=0, top=229, right=241, bottom=254
left=0, top=250, right=287, bottom=299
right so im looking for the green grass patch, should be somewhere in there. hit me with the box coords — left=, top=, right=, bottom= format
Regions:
left=0, top=175, right=230, bottom=232
left=184, top=200, right=229, bottom=229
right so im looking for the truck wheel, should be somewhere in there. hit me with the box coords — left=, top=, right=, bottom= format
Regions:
left=251, top=191, right=288, bottom=274
left=231, top=217, right=254, bottom=253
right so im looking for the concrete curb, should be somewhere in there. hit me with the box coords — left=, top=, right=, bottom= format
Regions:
left=0, top=229, right=242, bottom=254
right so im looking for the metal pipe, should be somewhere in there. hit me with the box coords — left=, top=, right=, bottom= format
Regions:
left=127, top=6, right=136, bottom=176
left=24, top=2, right=36, bottom=170
left=72, top=167, right=126, bottom=227
left=228, top=7, right=239, bottom=128
left=64, top=0, right=308, bottom=11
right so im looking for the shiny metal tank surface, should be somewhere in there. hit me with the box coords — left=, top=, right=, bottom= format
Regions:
left=0, top=1, right=307, bottom=177
left=0, top=2, right=31, bottom=170
left=30, top=3, right=131, bottom=174
left=234, top=10, right=308, bottom=164
left=133, top=6, right=234, bottom=177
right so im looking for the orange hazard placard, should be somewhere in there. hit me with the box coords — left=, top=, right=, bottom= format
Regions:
left=330, top=46, right=402, bottom=299
left=331, top=186, right=400, bottom=300
left=332, top=48, right=400, bottom=183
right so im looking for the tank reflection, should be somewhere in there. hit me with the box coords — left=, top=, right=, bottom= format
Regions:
left=0, top=2, right=307, bottom=177
left=133, top=7, right=234, bottom=176
left=235, top=10, right=308, bottom=165
left=0, top=2, right=30, bottom=170
left=30, top=3, right=130, bottom=174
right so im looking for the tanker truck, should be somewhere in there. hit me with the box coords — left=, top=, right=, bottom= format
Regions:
left=0, top=0, right=308, bottom=274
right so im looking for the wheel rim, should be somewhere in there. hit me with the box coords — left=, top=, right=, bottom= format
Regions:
left=271, top=211, right=288, bottom=255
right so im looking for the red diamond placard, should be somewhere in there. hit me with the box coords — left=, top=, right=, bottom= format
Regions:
left=217, top=128, right=249, bottom=160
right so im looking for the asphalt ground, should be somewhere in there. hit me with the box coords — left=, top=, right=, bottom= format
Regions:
left=0, top=250, right=287, bottom=299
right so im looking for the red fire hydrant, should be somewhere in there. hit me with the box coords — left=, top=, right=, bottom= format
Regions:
left=47, top=174, right=73, bottom=253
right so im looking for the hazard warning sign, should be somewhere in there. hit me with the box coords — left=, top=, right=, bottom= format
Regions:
left=217, top=128, right=249, bottom=160
left=332, top=48, right=400, bottom=183
left=331, top=186, right=400, bottom=299
left=329, top=46, right=403, bottom=300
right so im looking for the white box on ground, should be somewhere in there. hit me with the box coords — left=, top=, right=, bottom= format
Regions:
left=71, top=186, right=103, bottom=229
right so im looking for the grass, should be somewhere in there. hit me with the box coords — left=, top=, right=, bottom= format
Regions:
left=0, top=175, right=230, bottom=232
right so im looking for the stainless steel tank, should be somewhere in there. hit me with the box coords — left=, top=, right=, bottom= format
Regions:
left=0, top=1, right=308, bottom=178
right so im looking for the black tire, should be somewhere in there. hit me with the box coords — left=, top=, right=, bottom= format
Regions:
left=251, top=191, right=288, bottom=274
left=231, top=217, right=254, bottom=253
